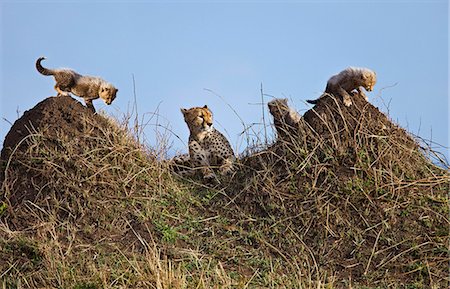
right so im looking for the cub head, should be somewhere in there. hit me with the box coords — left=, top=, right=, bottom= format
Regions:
left=361, top=69, right=377, bottom=92
left=268, top=98, right=301, bottom=126
left=99, top=83, right=118, bottom=105
left=181, top=105, right=213, bottom=138
left=268, top=98, right=289, bottom=120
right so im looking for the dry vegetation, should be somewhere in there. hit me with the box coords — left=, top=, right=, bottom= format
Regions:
left=0, top=94, right=448, bottom=288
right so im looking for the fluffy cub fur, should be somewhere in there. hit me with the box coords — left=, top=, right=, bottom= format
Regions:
left=268, top=98, right=301, bottom=139
left=180, top=105, right=235, bottom=181
left=36, top=57, right=118, bottom=112
left=307, top=67, right=376, bottom=107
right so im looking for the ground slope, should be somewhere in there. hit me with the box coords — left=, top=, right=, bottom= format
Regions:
left=227, top=93, right=449, bottom=286
left=0, top=94, right=448, bottom=288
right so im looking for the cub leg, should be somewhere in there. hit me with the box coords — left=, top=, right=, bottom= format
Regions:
left=55, top=85, right=70, bottom=97
left=84, top=99, right=96, bottom=113
left=356, top=87, right=368, bottom=101
left=336, top=86, right=353, bottom=107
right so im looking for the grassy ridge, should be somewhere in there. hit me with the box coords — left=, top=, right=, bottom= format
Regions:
left=0, top=95, right=448, bottom=288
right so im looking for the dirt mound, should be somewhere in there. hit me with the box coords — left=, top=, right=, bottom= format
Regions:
left=303, top=92, right=425, bottom=174
left=1, top=96, right=103, bottom=161
left=244, top=92, right=430, bottom=181
left=0, top=96, right=116, bottom=206
left=224, top=92, right=449, bottom=286
left=303, top=92, right=392, bottom=135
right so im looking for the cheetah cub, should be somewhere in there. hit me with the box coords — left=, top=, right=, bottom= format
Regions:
left=307, top=67, right=376, bottom=107
left=180, top=105, right=235, bottom=181
left=36, top=57, right=118, bottom=113
left=268, top=98, right=301, bottom=139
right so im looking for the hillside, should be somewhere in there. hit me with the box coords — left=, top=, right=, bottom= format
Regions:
left=1, top=94, right=448, bottom=288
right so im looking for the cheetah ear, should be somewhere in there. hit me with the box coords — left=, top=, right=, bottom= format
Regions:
left=203, top=105, right=208, bottom=109
left=180, top=108, right=187, bottom=114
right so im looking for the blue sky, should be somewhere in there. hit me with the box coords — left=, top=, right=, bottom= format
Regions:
left=1, top=0, right=448, bottom=161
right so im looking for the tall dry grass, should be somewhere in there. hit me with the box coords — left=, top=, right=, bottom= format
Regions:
left=0, top=93, right=448, bottom=288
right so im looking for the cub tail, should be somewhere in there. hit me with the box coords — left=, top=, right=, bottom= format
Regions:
left=306, top=99, right=318, bottom=104
left=36, top=57, right=54, bottom=76
left=306, top=92, right=330, bottom=105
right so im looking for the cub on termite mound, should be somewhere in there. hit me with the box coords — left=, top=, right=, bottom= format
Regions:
left=36, top=57, right=118, bottom=113
left=307, top=67, right=376, bottom=107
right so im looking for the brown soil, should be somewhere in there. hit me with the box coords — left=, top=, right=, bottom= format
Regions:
left=1, top=96, right=101, bottom=161
left=0, top=95, right=110, bottom=206
left=303, top=92, right=393, bottom=135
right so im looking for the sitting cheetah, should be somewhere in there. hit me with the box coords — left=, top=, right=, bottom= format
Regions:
left=179, top=105, right=235, bottom=181
left=268, top=98, right=301, bottom=139
left=307, top=67, right=377, bottom=107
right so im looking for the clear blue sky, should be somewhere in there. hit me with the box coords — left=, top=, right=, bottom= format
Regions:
left=1, top=0, right=448, bottom=161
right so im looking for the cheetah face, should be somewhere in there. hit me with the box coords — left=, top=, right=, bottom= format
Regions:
left=268, top=98, right=301, bottom=127
left=362, top=71, right=377, bottom=92
left=99, top=84, right=118, bottom=105
left=181, top=105, right=214, bottom=137
left=268, top=98, right=289, bottom=119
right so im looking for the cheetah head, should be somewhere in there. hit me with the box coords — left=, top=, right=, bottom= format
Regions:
left=268, top=98, right=301, bottom=126
left=99, top=83, right=118, bottom=105
left=268, top=98, right=289, bottom=120
left=181, top=105, right=213, bottom=139
left=361, top=70, right=377, bottom=92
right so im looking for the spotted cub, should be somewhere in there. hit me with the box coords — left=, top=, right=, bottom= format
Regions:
left=180, top=105, right=235, bottom=181
left=268, top=98, right=301, bottom=139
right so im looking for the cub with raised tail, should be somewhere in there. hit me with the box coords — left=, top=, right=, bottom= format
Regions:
left=36, top=57, right=118, bottom=112
left=307, top=67, right=376, bottom=107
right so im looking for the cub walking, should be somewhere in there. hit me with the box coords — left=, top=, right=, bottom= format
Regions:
left=36, top=57, right=118, bottom=112
left=307, top=67, right=376, bottom=107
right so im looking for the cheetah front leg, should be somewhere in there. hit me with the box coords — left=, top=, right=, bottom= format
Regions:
left=219, top=157, right=234, bottom=176
left=189, top=141, right=216, bottom=181
left=171, top=153, right=196, bottom=177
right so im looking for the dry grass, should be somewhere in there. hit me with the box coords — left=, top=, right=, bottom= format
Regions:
left=0, top=94, right=448, bottom=288
left=221, top=94, right=449, bottom=288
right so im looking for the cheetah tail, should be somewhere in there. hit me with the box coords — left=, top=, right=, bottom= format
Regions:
left=36, top=57, right=54, bottom=76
